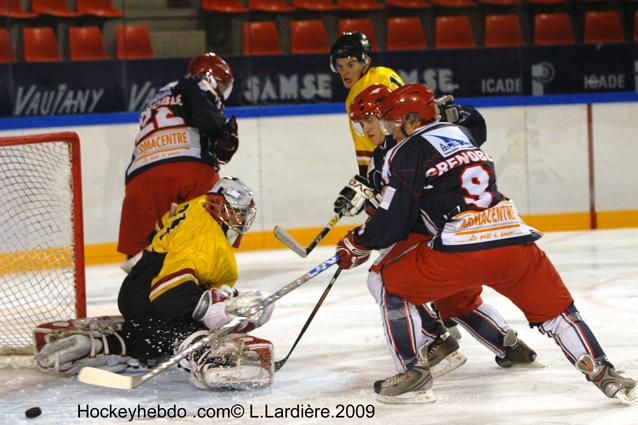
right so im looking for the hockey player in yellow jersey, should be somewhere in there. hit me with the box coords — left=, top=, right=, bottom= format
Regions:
left=33, top=177, right=276, bottom=390
left=330, top=32, right=403, bottom=176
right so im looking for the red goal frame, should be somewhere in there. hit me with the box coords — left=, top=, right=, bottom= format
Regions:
left=0, top=131, right=86, bottom=319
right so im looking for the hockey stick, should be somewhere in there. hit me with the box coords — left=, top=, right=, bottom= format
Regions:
left=274, top=212, right=343, bottom=257
left=77, top=255, right=339, bottom=389
left=274, top=267, right=342, bottom=372
left=77, top=317, right=245, bottom=389
left=233, top=254, right=339, bottom=318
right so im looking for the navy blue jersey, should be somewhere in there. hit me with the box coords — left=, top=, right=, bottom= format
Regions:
left=356, top=110, right=540, bottom=252
left=125, top=75, right=230, bottom=183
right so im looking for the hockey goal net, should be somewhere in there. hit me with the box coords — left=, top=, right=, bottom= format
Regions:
left=0, top=132, right=85, bottom=356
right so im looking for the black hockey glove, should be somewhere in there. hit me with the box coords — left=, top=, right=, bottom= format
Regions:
left=214, top=115, right=239, bottom=164
left=333, top=175, right=376, bottom=217
left=436, top=95, right=461, bottom=123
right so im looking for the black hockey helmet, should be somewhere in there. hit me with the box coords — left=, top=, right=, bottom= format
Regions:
left=330, top=32, right=371, bottom=73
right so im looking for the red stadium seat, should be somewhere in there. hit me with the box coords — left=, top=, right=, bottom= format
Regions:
left=69, top=26, right=109, bottom=61
left=243, top=21, right=283, bottom=55
left=201, top=0, right=247, bottom=13
left=0, top=28, right=16, bottom=63
left=32, top=0, right=81, bottom=17
left=387, top=17, right=427, bottom=50
left=435, top=15, right=475, bottom=48
left=386, top=0, right=432, bottom=9
left=291, top=20, right=330, bottom=53
left=337, top=0, right=383, bottom=11
left=0, top=0, right=38, bottom=18
left=584, top=11, right=624, bottom=44
left=338, top=18, right=378, bottom=49
left=484, top=14, right=523, bottom=47
left=116, top=25, right=155, bottom=59
left=293, top=0, right=338, bottom=11
left=248, top=0, right=294, bottom=12
left=478, top=0, right=518, bottom=5
left=77, top=0, right=124, bottom=18
left=534, top=13, right=574, bottom=45
left=528, top=0, right=568, bottom=4
left=432, top=0, right=476, bottom=7
left=23, top=27, right=62, bottom=62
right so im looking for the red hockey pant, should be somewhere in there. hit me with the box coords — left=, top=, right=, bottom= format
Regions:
left=118, top=162, right=219, bottom=256
left=378, top=240, right=573, bottom=324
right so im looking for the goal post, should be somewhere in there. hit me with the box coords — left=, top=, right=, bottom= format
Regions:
left=0, top=132, right=86, bottom=356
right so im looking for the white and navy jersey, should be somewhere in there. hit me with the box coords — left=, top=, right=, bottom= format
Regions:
left=356, top=109, right=540, bottom=252
left=368, top=135, right=397, bottom=193
left=125, top=75, right=230, bottom=183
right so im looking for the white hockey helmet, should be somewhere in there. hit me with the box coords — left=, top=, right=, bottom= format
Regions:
left=205, top=177, right=256, bottom=248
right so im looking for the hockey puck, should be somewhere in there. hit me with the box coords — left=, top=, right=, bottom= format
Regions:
left=25, top=407, right=42, bottom=418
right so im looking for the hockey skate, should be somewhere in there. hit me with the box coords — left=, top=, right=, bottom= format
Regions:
left=495, top=329, right=543, bottom=368
left=575, top=355, right=636, bottom=404
left=374, top=365, right=435, bottom=404
left=420, top=331, right=467, bottom=378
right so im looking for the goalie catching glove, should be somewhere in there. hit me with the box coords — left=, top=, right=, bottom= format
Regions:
left=333, top=175, right=380, bottom=217
left=336, top=228, right=371, bottom=269
left=193, top=285, right=274, bottom=333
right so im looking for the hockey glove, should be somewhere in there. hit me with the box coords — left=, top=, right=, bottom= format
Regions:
left=435, top=95, right=461, bottom=123
left=214, top=116, right=239, bottom=164
left=336, top=228, right=371, bottom=269
left=193, top=285, right=239, bottom=330
left=333, top=175, right=377, bottom=217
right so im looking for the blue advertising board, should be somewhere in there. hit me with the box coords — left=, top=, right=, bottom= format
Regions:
left=1, top=44, right=636, bottom=117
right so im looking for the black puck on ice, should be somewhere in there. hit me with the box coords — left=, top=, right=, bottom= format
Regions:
left=25, top=407, right=42, bottom=418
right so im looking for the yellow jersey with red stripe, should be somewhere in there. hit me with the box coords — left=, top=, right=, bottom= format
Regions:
left=147, top=195, right=237, bottom=302
left=345, top=66, right=403, bottom=171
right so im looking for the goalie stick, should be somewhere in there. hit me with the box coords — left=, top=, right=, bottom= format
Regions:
left=274, top=212, right=343, bottom=258
left=274, top=267, right=342, bottom=372
left=77, top=255, right=339, bottom=389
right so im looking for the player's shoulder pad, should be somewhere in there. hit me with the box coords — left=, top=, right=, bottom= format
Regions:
left=371, top=66, right=403, bottom=88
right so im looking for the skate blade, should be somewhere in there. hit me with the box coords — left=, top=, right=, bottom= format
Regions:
left=376, top=389, right=436, bottom=404
left=431, top=350, right=467, bottom=378
left=614, top=388, right=636, bottom=404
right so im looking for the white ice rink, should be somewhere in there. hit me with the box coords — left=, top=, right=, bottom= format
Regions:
left=1, top=228, right=637, bottom=425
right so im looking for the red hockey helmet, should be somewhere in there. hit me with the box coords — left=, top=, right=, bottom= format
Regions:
left=349, top=84, right=393, bottom=122
left=380, top=83, right=437, bottom=127
left=187, top=52, right=234, bottom=100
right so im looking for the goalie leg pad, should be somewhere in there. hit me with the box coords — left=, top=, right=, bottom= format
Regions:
left=180, top=332, right=274, bottom=390
left=33, top=316, right=133, bottom=375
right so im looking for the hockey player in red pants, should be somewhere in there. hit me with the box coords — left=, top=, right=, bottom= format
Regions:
left=118, top=52, right=239, bottom=257
left=336, top=84, right=636, bottom=403
left=336, top=85, right=539, bottom=395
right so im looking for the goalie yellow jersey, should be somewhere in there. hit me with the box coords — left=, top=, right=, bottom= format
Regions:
left=345, top=66, right=403, bottom=173
left=147, top=195, right=237, bottom=302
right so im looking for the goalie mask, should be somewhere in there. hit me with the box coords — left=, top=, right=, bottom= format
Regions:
left=187, top=52, right=234, bottom=100
left=205, top=177, right=256, bottom=248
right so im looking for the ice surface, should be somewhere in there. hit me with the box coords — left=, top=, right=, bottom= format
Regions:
left=1, top=229, right=637, bottom=424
